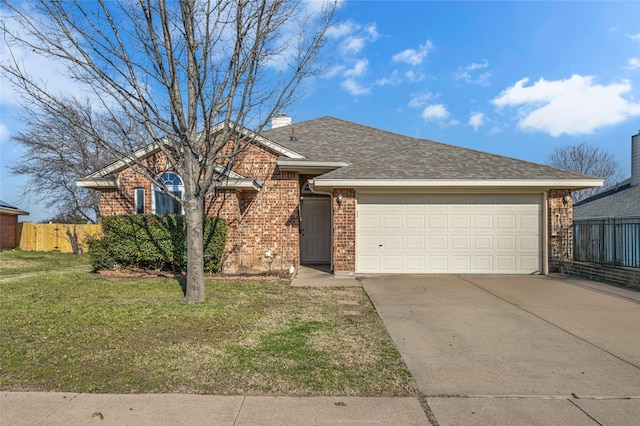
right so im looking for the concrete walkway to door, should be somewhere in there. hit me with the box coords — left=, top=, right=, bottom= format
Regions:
left=362, top=274, right=640, bottom=426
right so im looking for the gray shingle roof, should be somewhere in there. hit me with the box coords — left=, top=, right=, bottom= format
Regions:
left=262, top=116, right=596, bottom=181
left=574, top=184, right=640, bottom=220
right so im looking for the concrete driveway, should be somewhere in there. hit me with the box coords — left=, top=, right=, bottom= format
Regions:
left=362, top=274, right=640, bottom=426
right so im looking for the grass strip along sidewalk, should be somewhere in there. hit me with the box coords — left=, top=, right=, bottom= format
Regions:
left=0, top=251, right=419, bottom=396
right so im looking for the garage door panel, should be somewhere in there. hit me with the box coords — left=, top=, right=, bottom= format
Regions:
left=497, top=256, right=516, bottom=271
left=383, top=256, right=403, bottom=271
left=383, top=235, right=402, bottom=249
left=359, top=235, right=380, bottom=250
left=429, top=215, right=447, bottom=229
left=452, top=215, right=471, bottom=229
left=359, top=214, right=380, bottom=229
left=519, top=214, right=539, bottom=229
left=451, top=236, right=470, bottom=250
left=520, top=256, right=540, bottom=270
left=357, top=193, right=541, bottom=274
left=406, top=256, right=426, bottom=271
left=451, top=256, right=471, bottom=271
left=497, top=215, right=516, bottom=229
left=474, top=235, right=493, bottom=250
left=496, top=235, right=516, bottom=250
left=519, top=236, right=539, bottom=250
left=382, top=215, right=402, bottom=230
left=475, top=215, right=493, bottom=228
left=473, top=256, right=494, bottom=270
left=406, top=215, right=425, bottom=230
left=406, top=235, right=425, bottom=250
left=429, top=235, right=448, bottom=250
left=428, top=256, right=448, bottom=270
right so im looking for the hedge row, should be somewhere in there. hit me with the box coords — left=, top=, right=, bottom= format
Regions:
left=89, top=214, right=227, bottom=273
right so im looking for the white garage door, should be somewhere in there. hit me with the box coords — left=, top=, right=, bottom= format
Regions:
left=356, top=193, right=541, bottom=274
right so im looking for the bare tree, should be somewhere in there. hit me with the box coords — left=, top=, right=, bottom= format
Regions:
left=10, top=98, right=146, bottom=223
left=1, top=0, right=336, bottom=303
left=547, top=143, right=624, bottom=203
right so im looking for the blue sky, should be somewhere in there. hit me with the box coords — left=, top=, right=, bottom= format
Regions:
left=1, top=1, right=639, bottom=222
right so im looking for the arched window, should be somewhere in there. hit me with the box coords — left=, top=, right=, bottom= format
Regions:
left=153, top=172, right=183, bottom=214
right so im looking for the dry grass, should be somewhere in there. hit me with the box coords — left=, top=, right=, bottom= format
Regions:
left=0, top=251, right=419, bottom=396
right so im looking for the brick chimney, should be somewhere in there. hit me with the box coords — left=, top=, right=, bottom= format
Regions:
left=632, top=132, right=640, bottom=187
left=271, top=113, right=292, bottom=129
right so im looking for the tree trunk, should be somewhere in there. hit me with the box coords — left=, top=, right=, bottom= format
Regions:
left=183, top=190, right=205, bottom=304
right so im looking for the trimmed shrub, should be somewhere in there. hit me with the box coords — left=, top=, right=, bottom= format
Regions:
left=89, top=215, right=227, bottom=273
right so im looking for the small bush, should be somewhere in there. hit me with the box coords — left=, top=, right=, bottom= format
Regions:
left=89, top=215, right=226, bottom=273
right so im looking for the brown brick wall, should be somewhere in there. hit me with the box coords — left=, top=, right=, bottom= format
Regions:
left=100, top=154, right=169, bottom=216
left=548, top=189, right=573, bottom=272
left=100, top=143, right=300, bottom=273
left=0, top=214, right=18, bottom=250
left=332, top=188, right=356, bottom=273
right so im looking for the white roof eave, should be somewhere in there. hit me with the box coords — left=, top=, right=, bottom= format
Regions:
left=309, top=178, right=604, bottom=190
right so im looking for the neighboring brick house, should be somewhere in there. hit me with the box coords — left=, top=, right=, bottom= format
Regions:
left=0, top=200, right=29, bottom=250
left=78, top=116, right=602, bottom=275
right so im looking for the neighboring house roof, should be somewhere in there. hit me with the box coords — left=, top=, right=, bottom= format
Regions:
left=265, top=116, right=601, bottom=188
left=0, top=200, right=29, bottom=216
left=574, top=180, right=640, bottom=220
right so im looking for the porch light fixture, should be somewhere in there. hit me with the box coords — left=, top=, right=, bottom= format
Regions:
left=563, top=194, right=572, bottom=204
left=336, top=194, right=343, bottom=206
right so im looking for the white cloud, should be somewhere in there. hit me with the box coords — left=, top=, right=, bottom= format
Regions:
left=365, top=24, right=379, bottom=40
left=341, top=36, right=366, bottom=54
left=344, top=59, right=368, bottom=78
left=408, top=92, right=437, bottom=109
left=627, top=32, right=640, bottom=41
left=405, top=70, right=425, bottom=82
left=421, top=104, right=450, bottom=121
left=625, top=58, right=640, bottom=70
left=374, top=70, right=401, bottom=87
left=341, top=78, right=370, bottom=96
left=326, top=20, right=359, bottom=39
left=392, top=40, right=434, bottom=66
left=0, top=123, right=10, bottom=143
left=492, top=74, right=640, bottom=136
left=468, top=112, right=485, bottom=131
left=455, top=60, right=490, bottom=85
left=327, top=20, right=379, bottom=55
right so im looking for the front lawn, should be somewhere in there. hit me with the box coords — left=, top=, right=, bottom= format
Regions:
left=0, top=251, right=419, bottom=396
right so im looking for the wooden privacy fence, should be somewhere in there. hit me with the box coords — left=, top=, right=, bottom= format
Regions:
left=574, top=218, right=640, bottom=269
left=17, top=222, right=102, bottom=253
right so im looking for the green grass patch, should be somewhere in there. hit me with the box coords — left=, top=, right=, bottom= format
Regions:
left=0, top=250, right=90, bottom=277
left=0, top=251, right=419, bottom=396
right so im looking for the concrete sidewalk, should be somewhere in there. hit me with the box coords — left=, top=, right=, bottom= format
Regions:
left=0, top=393, right=429, bottom=425
left=290, top=265, right=360, bottom=287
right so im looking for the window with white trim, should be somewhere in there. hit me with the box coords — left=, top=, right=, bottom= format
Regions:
left=153, top=172, right=183, bottom=214
left=134, top=188, right=145, bottom=214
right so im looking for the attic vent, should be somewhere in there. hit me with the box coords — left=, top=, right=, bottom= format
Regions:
left=271, top=113, right=292, bottom=129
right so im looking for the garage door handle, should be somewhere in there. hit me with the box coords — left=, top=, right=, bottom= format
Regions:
left=379, top=244, right=383, bottom=247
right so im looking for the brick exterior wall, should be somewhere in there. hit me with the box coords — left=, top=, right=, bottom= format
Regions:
left=548, top=189, right=573, bottom=272
left=563, top=260, right=640, bottom=291
left=332, top=188, right=356, bottom=275
left=0, top=214, right=18, bottom=250
left=99, top=143, right=300, bottom=273
left=100, top=155, right=170, bottom=216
